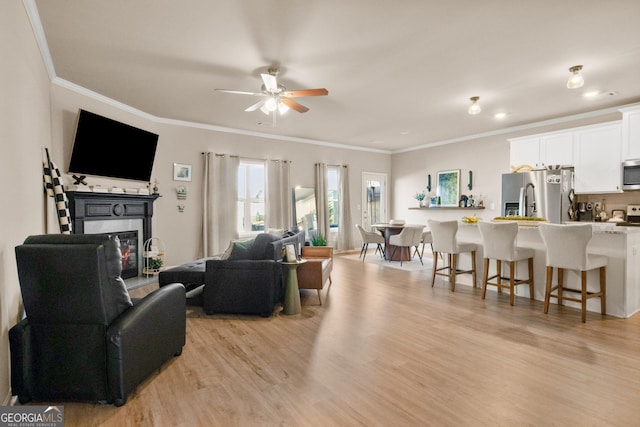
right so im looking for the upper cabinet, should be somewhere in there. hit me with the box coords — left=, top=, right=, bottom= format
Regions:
left=620, top=105, right=640, bottom=160
left=509, top=121, right=623, bottom=194
left=509, top=131, right=573, bottom=169
left=540, top=132, right=574, bottom=167
left=573, top=122, right=622, bottom=194
left=509, top=137, right=541, bottom=168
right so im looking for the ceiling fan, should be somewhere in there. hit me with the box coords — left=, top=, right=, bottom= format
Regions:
left=215, top=67, right=328, bottom=125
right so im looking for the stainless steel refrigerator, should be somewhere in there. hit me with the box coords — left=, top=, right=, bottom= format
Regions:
left=501, top=168, right=574, bottom=224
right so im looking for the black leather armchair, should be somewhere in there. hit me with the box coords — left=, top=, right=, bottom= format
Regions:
left=10, top=234, right=186, bottom=406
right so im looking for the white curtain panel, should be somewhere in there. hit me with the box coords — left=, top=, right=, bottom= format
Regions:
left=337, top=165, right=354, bottom=251
left=202, top=152, right=239, bottom=256
left=266, top=159, right=292, bottom=231
left=314, top=163, right=329, bottom=239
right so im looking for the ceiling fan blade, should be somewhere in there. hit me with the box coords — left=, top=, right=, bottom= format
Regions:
left=283, top=88, right=329, bottom=98
left=245, top=99, right=266, bottom=112
left=215, top=89, right=264, bottom=96
left=281, top=98, right=309, bottom=113
left=261, top=73, right=278, bottom=93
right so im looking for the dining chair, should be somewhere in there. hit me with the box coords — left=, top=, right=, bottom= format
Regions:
left=356, top=224, right=385, bottom=261
left=427, top=220, right=477, bottom=291
left=538, top=223, right=607, bottom=322
left=388, top=225, right=424, bottom=266
left=414, top=230, right=433, bottom=260
left=478, top=221, right=534, bottom=305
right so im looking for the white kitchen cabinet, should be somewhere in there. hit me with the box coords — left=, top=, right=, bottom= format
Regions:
left=509, top=131, right=573, bottom=169
left=540, top=132, right=573, bottom=166
left=509, top=137, right=540, bottom=169
left=620, top=105, right=640, bottom=160
left=573, top=122, right=622, bottom=194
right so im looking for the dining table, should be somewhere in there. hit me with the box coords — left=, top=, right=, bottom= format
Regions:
left=373, top=223, right=425, bottom=261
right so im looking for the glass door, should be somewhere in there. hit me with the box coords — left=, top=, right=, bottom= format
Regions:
left=361, top=172, right=387, bottom=230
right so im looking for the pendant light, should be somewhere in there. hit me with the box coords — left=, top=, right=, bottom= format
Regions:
left=567, top=65, right=584, bottom=89
left=468, top=96, right=481, bottom=115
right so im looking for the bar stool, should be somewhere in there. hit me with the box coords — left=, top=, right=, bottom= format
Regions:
left=427, top=220, right=477, bottom=292
left=538, top=223, right=607, bottom=323
left=478, top=221, right=534, bottom=305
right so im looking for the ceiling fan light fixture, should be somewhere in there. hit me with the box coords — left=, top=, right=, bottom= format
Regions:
left=277, top=100, right=289, bottom=115
left=468, top=96, right=481, bottom=115
left=264, top=96, right=278, bottom=112
left=567, top=65, right=584, bottom=89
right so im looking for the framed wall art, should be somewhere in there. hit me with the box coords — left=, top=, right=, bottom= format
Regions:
left=436, top=169, right=460, bottom=207
left=173, top=163, right=192, bottom=182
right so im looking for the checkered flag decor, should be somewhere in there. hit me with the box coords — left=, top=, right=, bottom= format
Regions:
left=43, top=148, right=72, bottom=234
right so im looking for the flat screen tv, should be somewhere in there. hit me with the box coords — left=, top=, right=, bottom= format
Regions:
left=68, top=109, right=159, bottom=182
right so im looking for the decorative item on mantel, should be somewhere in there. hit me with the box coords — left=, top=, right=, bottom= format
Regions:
left=414, top=190, right=426, bottom=207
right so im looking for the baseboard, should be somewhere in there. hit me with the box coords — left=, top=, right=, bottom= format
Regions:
left=2, top=388, right=15, bottom=406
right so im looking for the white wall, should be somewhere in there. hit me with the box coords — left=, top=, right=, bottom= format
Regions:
left=0, top=1, right=52, bottom=404
left=49, top=84, right=391, bottom=266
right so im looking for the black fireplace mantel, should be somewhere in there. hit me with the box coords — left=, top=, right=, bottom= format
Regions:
left=66, top=191, right=160, bottom=243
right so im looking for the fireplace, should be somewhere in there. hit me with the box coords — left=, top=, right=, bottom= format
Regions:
left=66, top=191, right=160, bottom=278
left=113, top=230, right=138, bottom=279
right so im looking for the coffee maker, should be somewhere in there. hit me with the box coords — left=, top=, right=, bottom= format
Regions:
left=576, top=202, right=593, bottom=221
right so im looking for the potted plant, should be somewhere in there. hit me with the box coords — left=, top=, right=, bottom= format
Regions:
left=311, top=232, right=327, bottom=246
left=414, top=191, right=426, bottom=207
left=149, top=257, right=164, bottom=272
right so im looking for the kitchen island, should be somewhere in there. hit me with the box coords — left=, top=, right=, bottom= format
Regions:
left=451, top=222, right=640, bottom=318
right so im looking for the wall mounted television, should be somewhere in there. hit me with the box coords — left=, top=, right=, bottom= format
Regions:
left=68, top=109, right=159, bottom=182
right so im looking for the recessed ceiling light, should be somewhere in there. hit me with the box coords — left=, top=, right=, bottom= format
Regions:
left=494, top=112, right=507, bottom=120
left=583, top=91, right=599, bottom=98
left=399, top=130, right=410, bottom=135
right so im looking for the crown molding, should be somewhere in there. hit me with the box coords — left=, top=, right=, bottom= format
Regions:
left=52, top=78, right=391, bottom=154
left=390, top=105, right=634, bottom=154
left=23, top=0, right=55, bottom=81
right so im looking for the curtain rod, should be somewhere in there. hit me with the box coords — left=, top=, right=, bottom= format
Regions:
left=316, top=162, right=345, bottom=167
left=201, top=152, right=291, bottom=162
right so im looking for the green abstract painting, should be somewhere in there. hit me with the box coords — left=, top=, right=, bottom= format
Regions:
left=437, top=169, right=460, bottom=207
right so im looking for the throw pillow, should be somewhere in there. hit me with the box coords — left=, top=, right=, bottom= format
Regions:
left=267, top=228, right=284, bottom=236
left=228, top=238, right=255, bottom=260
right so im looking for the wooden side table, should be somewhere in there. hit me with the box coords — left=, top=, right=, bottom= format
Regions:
left=281, top=259, right=307, bottom=315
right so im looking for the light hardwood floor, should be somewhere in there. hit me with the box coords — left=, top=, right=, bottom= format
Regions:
left=58, top=253, right=640, bottom=426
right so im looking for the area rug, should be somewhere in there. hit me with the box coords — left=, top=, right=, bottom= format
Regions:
left=339, top=249, right=434, bottom=272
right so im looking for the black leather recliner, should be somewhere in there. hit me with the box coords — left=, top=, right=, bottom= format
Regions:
left=10, top=234, right=186, bottom=406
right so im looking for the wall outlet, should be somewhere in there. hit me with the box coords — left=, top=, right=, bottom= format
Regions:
left=594, top=202, right=601, bottom=211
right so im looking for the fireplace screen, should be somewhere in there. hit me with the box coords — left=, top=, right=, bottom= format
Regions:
left=113, top=231, right=138, bottom=279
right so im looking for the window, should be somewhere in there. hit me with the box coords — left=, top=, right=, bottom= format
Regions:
left=327, top=166, right=339, bottom=229
left=237, top=160, right=265, bottom=233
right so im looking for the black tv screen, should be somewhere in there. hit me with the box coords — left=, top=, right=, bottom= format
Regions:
left=68, top=109, right=159, bottom=182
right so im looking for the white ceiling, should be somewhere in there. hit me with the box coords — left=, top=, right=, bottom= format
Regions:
left=33, top=0, right=640, bottom=152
